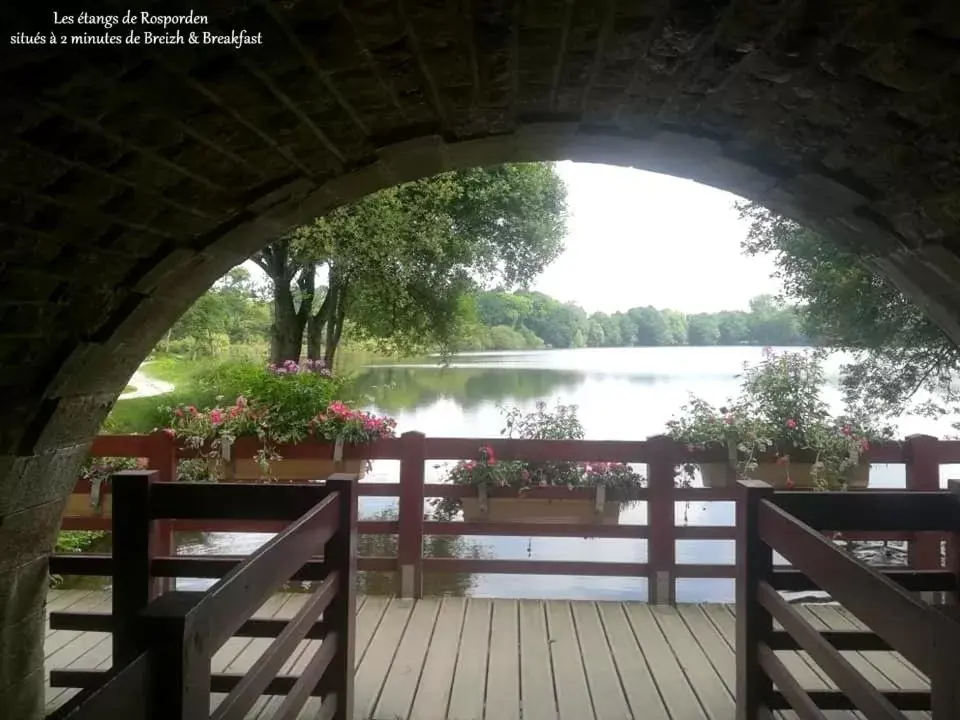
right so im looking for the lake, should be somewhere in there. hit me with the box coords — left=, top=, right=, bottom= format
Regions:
left=180, top=346, right=958, bottom=602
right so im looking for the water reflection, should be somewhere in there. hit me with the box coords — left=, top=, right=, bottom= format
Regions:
left=62, top=348, right=960, bottom=602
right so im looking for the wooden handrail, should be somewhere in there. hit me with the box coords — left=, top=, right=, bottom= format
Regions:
left=187, top=490, right=340, bottom=654
left=758, top=582, right=906, bottom=720
left=66, top=430, right=953, bottom=603
left=736, top=479, right=960, bottom=720
left=53, top=472, right=359, bottom=720
left=46, top=651, right=152, bottom=720
left=758, top=498, right=936, bottom=675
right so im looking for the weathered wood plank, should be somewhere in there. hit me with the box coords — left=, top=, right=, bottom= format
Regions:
left=354, top=598, right=414, bottom=720
left=355, top=595, right=389, bottom=669
left=570, top=602, right=631, bottom=720
left=410, top=597, right=466, bottom=720
left=596, top=602, right=669, bottom=720
left=447, top=598, right=492, bottom=720
left=624, top=603, right=708, bottom=720
left=546, top=601, right=593, bottom=720
left=651, top=604, right=733, bottom=720
left=484, top=599, right=520, bottom=720
left=375, top=598, right=440, bottom=719
left=519, top=599, right=558, bottom=720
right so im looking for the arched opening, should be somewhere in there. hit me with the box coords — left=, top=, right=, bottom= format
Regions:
left=5, top=2, right=960, bottom=715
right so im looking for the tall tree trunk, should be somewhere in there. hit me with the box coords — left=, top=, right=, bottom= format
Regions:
left=271, top=283, right=305, bottom=364
left=324, top=288, right=348, bottom=369
left=307, top=263, right=347, bottom=367
left=255, top=240, right=315, bottom=365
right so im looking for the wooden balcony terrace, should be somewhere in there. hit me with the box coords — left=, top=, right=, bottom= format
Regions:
left=47, top=434, right=960, bottom=719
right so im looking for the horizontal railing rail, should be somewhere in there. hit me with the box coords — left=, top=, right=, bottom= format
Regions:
left=50, top=471, right=358, bottom=720
left=60, top=430, right=953, bottom=602
left=736, top=479, right=960, bottom=720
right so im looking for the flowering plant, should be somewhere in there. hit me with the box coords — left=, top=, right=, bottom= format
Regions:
left=160, top=359, right=396, bottom=478
left=431, top=402, right=646, bottom=519
left=665, top=349, right=895, bottom=489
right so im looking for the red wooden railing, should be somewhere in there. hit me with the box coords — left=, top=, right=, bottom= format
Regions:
left=50, top=471, right=357, bottom=720
left=736, top=479, right=960, bottom=718
left=57, top=431, right=956, bottom=603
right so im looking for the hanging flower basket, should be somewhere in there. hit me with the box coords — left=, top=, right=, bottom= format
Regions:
left=699, top=460, right=870, bottom=489
left=211, top=437, right=368, bottom=482
left=431, top=405, right=646, bottom=523
left=462, top=488, right=623, bottom=524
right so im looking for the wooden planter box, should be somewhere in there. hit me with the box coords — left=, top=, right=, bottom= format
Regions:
left=699, top=461, right=870, bottom=489
left=462, top=483, right=622, bottom=525
left=219, top=457, right=367, bottom=482
left=65, top=486, right=112, bottom=518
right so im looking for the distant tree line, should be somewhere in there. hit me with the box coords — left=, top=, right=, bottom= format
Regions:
left=459, top=291, right=807, bottom=351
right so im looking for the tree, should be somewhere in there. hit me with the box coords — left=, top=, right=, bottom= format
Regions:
left=253, top=238, right=315, bottom=364
left=738, top=201, right=957, bottom=416
left=630, top=307, right=670, bottom=346
left=687, top=314, right=720, bottom=345
left=260, top=163, right=567, bottom=366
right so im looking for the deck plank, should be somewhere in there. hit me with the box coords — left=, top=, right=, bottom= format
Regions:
left=571, top=602, right=631, bottom=720
left=410, top=597, right=467, bottom=720
left=624, top=603, right=709, bottom=720
left=518, top=599, right=559, bottom=720
left=43, top=593, right=938, bottom=720
left=375, top=598, right=441, bottom=719
left=484, top=599, right=521, bottom=720
left=354, top=598, right=414, bottom=720
left=596, top=602, right=669, bottom=720
left=651, top=605, right=733, bottom=720
left=447, top=598, right=493, bottom=720
left=546, top=601, right=594, bottom=720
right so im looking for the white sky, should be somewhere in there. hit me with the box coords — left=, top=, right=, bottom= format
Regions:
left=532, top=161, right=781, bottom=314
left=243, top=161, right=782, bottom=313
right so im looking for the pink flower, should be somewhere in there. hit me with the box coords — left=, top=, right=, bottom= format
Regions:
left=162, top=428, right=175, bottom=438
left=480, top=445, right=496, bottom=464
left=209, top=409, right=223, bottom=426
left=785, top=477, right=795, bottom=489
left=724, top=414, right=734, bottom=424
left=785, top=419, right=797, bottom=429
left=860, top=440, right=870, bottom=451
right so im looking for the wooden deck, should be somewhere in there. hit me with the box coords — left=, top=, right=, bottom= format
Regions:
left=45, top=589, right=932, bottom=720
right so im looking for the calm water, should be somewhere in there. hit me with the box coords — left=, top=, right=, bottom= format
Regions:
left=179, top=347, right=959, bottom=602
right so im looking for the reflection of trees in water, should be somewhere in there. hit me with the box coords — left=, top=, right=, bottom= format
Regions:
left=350, top=366, right=585, bottom=413
left=355, top=508, right=490, bottom=597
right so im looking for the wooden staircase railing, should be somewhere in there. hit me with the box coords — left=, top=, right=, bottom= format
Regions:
left=48, top=470, right=358, bottom=720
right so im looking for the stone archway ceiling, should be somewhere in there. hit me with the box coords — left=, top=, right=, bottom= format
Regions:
left=3, top=0, right=960, bottom=406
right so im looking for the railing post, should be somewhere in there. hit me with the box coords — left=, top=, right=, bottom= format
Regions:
left=646, top=435, right=676, bottom=605
left=397, top=431, right=426, bottom=598
left=947, top=480, right=960, bottom=605
left=148, top=430, right=177, bottom=596
left=906, top=434, right=941, bottom=601
left=735, top=479, right=775, bottom=720
left=323, top=474, right=358, bottom=720
left=111, top=470, right=157, bottom=666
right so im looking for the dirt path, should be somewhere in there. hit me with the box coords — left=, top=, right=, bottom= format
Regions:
left=119, top=366, right=175, bottom=399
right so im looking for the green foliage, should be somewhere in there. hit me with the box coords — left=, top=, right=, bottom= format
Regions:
left=431, top=402, right=646, bottom=519
left=56, top=531, right=108, bottom=553
left=165, top=267, right=270, bottom=359
left=738, top=201, right=958, bottom=418
left=163, top=360, right=395, bottom=478
left=665, top=349, right=896, bottom=489
left=457, top=289, right=806, bottom=351
left=259, top=162, right=568, bottom=366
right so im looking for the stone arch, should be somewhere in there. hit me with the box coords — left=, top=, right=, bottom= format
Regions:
left=5, top=2, right=960, bottom=714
